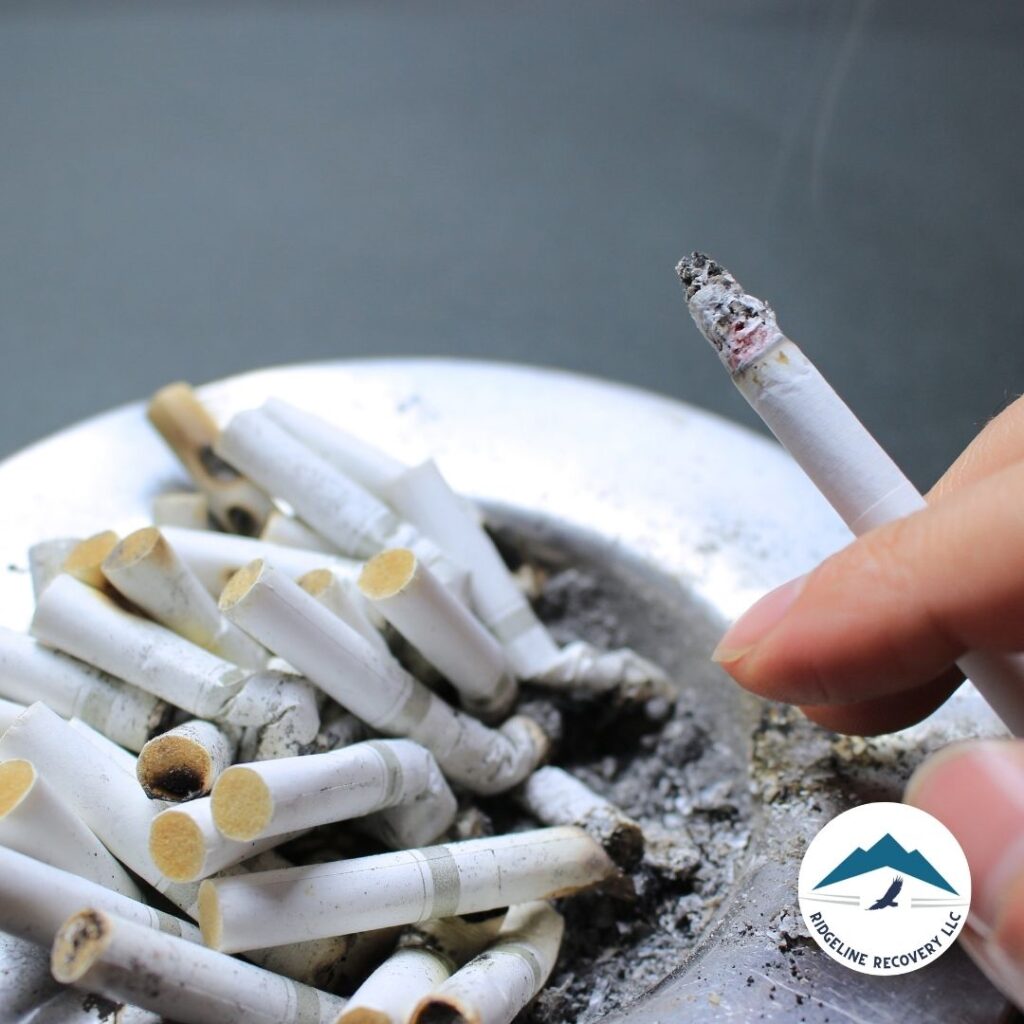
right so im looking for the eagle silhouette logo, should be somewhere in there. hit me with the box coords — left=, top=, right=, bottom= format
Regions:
left=867, top=875, right=903, bottom=910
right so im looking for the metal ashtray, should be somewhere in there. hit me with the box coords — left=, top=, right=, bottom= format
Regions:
left=0, top=359, right=1009, bottom=1022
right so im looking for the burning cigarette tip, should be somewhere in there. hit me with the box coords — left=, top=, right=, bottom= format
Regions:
left=675, top=251, right=782, bottom=374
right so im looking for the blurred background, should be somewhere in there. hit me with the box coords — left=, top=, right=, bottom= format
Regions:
left=0, top=0, right=1021, bottom=488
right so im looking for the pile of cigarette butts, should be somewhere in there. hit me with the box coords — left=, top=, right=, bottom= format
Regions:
left=0, top=383, right=671, bottom=1024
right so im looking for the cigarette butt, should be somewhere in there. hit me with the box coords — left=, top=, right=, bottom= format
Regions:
left=152, top=490, right=210, bottom=530
left=148, top=381, right=274, bottom=536
left=62, top=531, right=119, bottom=592
left=198, top=826, right=617, bottom=953
left=51, top=908, right=347, bottom=1024
left=137, top=719, right=237, bottom=801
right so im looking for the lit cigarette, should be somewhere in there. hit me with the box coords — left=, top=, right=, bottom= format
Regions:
left=161, top=524, right=360, bottom=597
left=198, top=825, right=617, bottom=953
left=103, top=526, right=269, bottom=670
left=261, top=509, right=336, bottom=553
left=0, top=704, right=163, bottom=887
left=31, top=574, right=320, bottom=755
left=0, top=844, right=200, bottom=948
left=299, top=567, right=388, bottom=654
left=0, top=625, right=168, bottom=752
left=217, top=408, right=440, bottom=565
left=0, top=758, right=141, bottom=897
left=28, top=536, right=78, bottom=598
left=211, top=739, right=456, bottom=848
left=220, top=561, right=547, bottom=794
left=678, top=251, right=1024, bottom=735
left=338, top=913, right=505, bottom=1024
left=149, top=797, right=300, bottom=883
left=517, top=765, right=644, bottom=867
left=410, top=901, right=564, bottom=1024
left=148, top=381, right=274, bottom=535
left=137, top=719, right=237, bottom=801
left=384, top=460, right=669, bottom=698
left=359, top=549, right=517, bottom=720
left=152, top=490, right=210, bottom=530
left=52, top=908, right=348, bottom=1024
left=62, top=530, right=120, bottom=592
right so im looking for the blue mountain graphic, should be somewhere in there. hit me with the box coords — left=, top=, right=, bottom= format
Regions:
left=814, top=833, right=956, bottom=894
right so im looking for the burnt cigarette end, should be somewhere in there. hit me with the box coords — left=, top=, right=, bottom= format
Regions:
left=225, top=505, right=260, bottom=537
left=138, top=733, right=214, bottom=801
left=51, top=909, right=112, bottom=983
left=412, top=998, right=474, bottom=1024
left=674, top=251, right=733, bottom=301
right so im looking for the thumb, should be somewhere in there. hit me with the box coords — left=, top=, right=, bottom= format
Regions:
left=712, top=458, right=1024, bottom=710
left=906, top=741, right=1024, bottom=1006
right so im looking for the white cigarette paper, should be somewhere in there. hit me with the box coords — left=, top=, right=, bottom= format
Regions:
left=339, top=915, right=505, bottom=1024
left=0, top=703, right=163, bottom=887
left=28, top=537, right=79, bottom=598
left=0, top=758, right=142, bottom=897
left=103, top=527, right=269, bottom=670
left=211, top=739, right=456, bottom=848
left=383, top=459, right=668, bottom=697
left=261, top=510, right=337, bottom=553
left=198, top=825, right=617, bottom=953
left=161, top=525, right=360, bottom=597
left=152, top=490, right=211, bottom=530
left=150, top=796, right=299, bottom=883
left=148, top=381, right=275, bottom=535
left=678, top=251, right=1024, bottom=736
left=299, top=567, right=388, bottom=654
left=518, top=765, right=644, bottom=866
left=263, top=397, right=405, bottom=497
left=52, top=909, right=347, bottom=1024
left=217, top=408, right=441, bottom=565
left=359, top=549, right=517, bottom=719
left=0, top=625, right=166, bottom=752
left=31, top=574, right=320, bottom=755
left=411, top=902, right=564, bottom=1024
left=137, top=719, right=237, bottom=801
left=220, top=561, right=547, bottom=794
left=0, top=696, right=25, bottom=734
left=62, top=530, right=119, bottom=591
left=0, top=844, right=200, bottom=948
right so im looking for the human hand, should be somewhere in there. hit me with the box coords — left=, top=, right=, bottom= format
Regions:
left=711, top=394, right=1024, bottom=1004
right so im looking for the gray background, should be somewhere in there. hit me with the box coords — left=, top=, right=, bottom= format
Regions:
left=1, top=1, right=1021, bottom=488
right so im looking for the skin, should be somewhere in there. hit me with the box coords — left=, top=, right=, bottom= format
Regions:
left=712, top=394, right=1024, bottom=1005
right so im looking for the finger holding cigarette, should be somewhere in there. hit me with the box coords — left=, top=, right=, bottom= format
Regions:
left=52, top=908, right=348, bottom=1024
left=677, top=251, right=1024, bottom=736
left=220, top=560, right=548, bottom=794
left=410, top=901, right=564, bottom=1024
left=198, top=825, right=617, bottom=953
left=148, top=381, right=275, bottom=536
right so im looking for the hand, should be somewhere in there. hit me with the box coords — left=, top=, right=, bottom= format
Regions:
left=712, top=394, right=1024, bottom=1005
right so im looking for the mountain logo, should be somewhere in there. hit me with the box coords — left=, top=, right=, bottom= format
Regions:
left=798, top=803, right=971, bottom=977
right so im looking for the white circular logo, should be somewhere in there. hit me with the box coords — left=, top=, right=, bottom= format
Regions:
left=798, top=802, right=971, bottom=976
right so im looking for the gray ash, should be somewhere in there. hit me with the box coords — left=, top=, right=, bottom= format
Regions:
left=491, top=543, right=752, bottom=1024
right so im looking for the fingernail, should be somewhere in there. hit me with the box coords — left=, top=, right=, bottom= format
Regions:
left=711, top=574, right=807, bottom=664
left=905, top=740, right=1024, bottom=935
